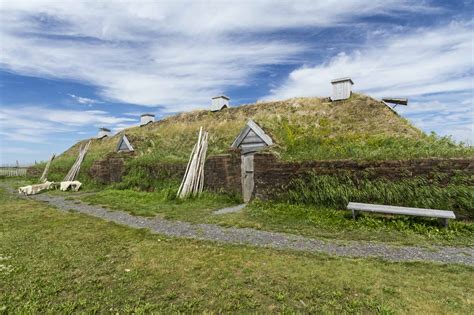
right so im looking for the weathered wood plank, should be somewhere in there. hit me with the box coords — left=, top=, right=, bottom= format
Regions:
left=240, top=143, right=267, bottom=154
left=241, top=154, right=254, bottom=203
left=246, top=120, right=273, bottom=146
left=241, top=135, right=266, bottom=144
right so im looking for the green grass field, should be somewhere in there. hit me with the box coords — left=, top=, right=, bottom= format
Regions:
left=4, top=177, right=473, bottom=247
left=1, top=188, right=473, bottom=313
left=79, top=189, right=474, bottom=247
left=81, top=188, right=239, bottom=218
left=220, top=201, right=474, bottom=247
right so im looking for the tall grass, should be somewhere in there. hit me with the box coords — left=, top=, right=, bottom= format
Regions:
left=276, top=122, right=474, bottom=161
left=112, top=157, right=185, bottom=191
left=287, top=173, right=474, bottom=219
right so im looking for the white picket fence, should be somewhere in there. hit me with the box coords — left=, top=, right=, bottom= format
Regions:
left=0, top=167, right=28, bottom=177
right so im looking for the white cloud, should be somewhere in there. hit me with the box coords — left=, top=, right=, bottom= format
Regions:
left=0, top=106, right=134, bottom=143
left=0, top=0, right=426, bottom=111
left=395, top=94, right=474, bottom=144
left=263, top=22, right=473, bottom=142
left=68, top=94, right=103, bottom=106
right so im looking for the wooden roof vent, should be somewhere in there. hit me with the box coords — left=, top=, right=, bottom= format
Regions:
left=210, top=95, right=230, bottom=111
left=97, top=127, right=112, bottom=139
left=331, top=77, right=353, bottom=101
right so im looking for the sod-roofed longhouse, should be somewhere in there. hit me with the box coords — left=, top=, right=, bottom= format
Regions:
left=43, top=90, right=472, bottom=199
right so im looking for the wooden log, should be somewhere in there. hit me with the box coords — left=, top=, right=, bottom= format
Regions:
left=40, top=154, right=55, bottom=182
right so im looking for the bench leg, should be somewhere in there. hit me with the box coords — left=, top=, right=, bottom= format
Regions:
left=352, top=209, right=358, bottom=220
left=438, top=218, right=449, bottom=228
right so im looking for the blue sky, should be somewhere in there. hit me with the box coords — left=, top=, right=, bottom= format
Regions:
left=0, top=0, right=473, bottom=165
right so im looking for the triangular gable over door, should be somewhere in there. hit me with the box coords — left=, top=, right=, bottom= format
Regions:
left=231, top=119, right=273, bottom=154
left=116, top=134, right=134, bottom=152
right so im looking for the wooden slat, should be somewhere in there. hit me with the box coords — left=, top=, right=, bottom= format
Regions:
left=231, top=125, right=251, bottom=148
left=246, top=120, right=273, bottom=145
left=241, top=135, right=266, bottom=144
left=347, top=202, right=455, bottom=219
left=240, top=143, right=267, bottom=154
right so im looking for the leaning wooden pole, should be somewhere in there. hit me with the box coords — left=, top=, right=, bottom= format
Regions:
left=197, top=132, right=208, bottom=194
left=40, top=153, right=55, bottom=182
left=177, top=127, right=208, bottom=199
left=177, top=142, right=197, bottom=196
left=63, top=140, right=91, bottom=182
left=179, top=129, right=202, bottom=198
left=64, top=144, right=83, bottom=181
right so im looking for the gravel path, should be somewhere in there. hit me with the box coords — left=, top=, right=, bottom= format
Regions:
left=213, top=204, right=246, bottom=215
left=4, top=185, right=473, bottom=265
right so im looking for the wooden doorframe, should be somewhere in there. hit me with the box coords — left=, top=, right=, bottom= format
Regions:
left=241, top=153, right=254, bottom=203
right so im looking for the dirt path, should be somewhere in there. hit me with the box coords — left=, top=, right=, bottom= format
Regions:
left=4, top=185, right=473, bottom=265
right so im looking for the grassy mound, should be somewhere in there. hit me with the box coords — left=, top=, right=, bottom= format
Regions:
left=39, top=93, right=472, bottom=185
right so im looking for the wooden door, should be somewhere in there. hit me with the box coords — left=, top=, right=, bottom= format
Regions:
left=241, top=154, right=254, bottom=203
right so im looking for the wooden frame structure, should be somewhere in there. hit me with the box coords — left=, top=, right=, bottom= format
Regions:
left=231, top=119, right=273, bottom=154
left=116, top=134, right=134, bottom=152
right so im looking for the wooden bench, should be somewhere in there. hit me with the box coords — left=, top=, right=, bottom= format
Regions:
left=347, top=202, right=456, bottom=227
